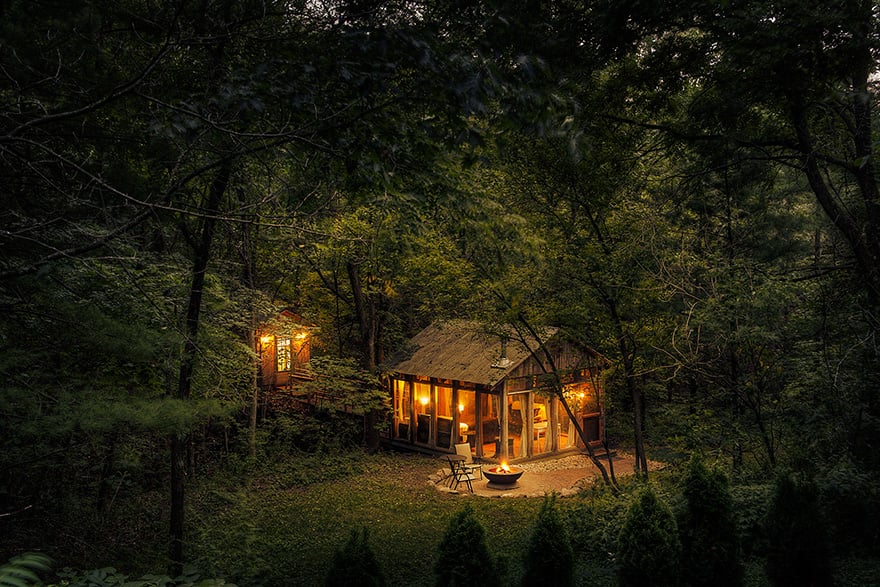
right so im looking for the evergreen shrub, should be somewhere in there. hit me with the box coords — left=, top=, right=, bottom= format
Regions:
left=562, top=479, right=633, bottom=560
left=816, top=460, right=880, bottom=555
left=616, top=486, right=680, bottom=587
left=325, top=527, right=385, bottom=587
left=677, top=457, right=741, bottom=587
left=764, top=472, right=833, bottom=587
left=728, top=483, right=773, bottom=556
left=522, top=493, right=574, bottom=587
left=434, top=505, right=500, bottom=587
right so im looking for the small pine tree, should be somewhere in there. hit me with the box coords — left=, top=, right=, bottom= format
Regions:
left=325, top=527, right=385, bottom=587
left=678, top=457, right=742, bottom=587
left=617, top=487, right=681, bottom=587
left=522, top=493, right=574, bottom=587
left=765, top=473, right=833, bottom=587
left=434, top=505, right=500, bottom=587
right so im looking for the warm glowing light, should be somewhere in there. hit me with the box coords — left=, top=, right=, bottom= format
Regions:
left=260, top=335, right=273, bottom=346
left=500, top=462, right=510, bottom=472
left=458, top=403, right=464, bottom=413
left=419, top=396, right=429, bottom=406
left=294, top=331, right=308, bottom=340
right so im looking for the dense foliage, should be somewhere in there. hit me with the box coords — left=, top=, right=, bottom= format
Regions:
left=433, top=505, right=500, bottom=587
left=677, top=457, right=742, bottom=587
left=764, top=473, right=834, bottom=587
left=2, top=0, right=879, bottom=582
left=521, top=494, right=574, bottom=587
left=325, top=527, right=385, bottom=587
left=616, top=488, right=681, bottom=587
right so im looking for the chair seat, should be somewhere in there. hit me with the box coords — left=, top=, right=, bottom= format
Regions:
left=447, top=456, right=479, bottom=492
left=460, top=462, right=482, bottom=477
left=453, top=442, right=483, bottom=480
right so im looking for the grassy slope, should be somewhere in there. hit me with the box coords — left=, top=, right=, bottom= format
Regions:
left=12, top=449, right=878, bottom=586
left=187, top=450, right=880, bottom=587
left=189, top=451, right=543, bottom=586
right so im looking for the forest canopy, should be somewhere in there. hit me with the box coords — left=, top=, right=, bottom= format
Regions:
left=1, top=0, right=878, bottom=578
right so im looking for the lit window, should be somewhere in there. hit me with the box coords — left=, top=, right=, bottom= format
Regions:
left=276, top=337, right=291, bottom=372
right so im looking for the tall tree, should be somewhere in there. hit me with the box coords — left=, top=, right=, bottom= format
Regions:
left=578, top=0, right=880, bottom=468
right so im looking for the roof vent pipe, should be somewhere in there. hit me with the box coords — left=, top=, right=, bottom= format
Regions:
left=491, top=335, right=511, bottom=369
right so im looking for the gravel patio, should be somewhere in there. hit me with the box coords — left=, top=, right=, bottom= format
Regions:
left=430, top=450, right=663, bottom=498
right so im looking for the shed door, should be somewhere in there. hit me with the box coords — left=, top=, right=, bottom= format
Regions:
left=507, top=393, right=527, bottom=459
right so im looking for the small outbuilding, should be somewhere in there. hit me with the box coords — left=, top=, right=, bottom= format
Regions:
left=256, top=309, right=316, bottom=392
left=386, top=320, right=605, bottom=462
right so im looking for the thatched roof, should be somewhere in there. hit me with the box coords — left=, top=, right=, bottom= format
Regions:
left=388, top=320, right=557, bottom=387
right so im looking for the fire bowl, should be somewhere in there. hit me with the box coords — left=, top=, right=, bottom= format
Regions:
left=484, top=466, right=524, bottom=489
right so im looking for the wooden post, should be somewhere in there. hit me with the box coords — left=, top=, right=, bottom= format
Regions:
left=499, top=383, right=509, bottom=460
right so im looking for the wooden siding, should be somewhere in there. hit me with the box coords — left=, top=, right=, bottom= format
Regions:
left=504, top=338, right=601, bottom=382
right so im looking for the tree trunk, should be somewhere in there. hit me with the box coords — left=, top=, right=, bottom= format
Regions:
left=241, top=211, right=259, bottom=460
left=792, top=102, right=880, bottom=308
left=347, top=260, right=376, bottom=369
left=624, top=356, right=648, bottom=476
left=606, top=299, right=648, bottom=477
left=346, top=259, right=381, bottom=451
left=730, top=351, right=744, bottom=473
left=249, top=325, right=259, bottom=459
left=169, top=162, right=231, bottom=574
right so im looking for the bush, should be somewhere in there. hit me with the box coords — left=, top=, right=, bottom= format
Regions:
left=522, top=494, right=574, bottom=587
left=434, top=505, right=500, bottom=587
left=617, top=486, right=681, bottom=587
left=816, top=460, right=880, bottom=555
left=325, top=527, right=385, bottom=587
left=0, top=553, right=52, bottom=587
left=728, top=484, right=773, bottom=557
left=677, top=457, right=741, bottom=587
left=53, top=564, right=235, bottom=587
left=562, top=478, right=634, bottom=561
left=764, top=472, right=833, bottom=587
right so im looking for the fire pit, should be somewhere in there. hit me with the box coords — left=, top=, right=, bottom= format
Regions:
left=484, top=463, right=524, bottom=489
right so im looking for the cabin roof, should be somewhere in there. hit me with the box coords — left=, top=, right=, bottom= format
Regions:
left=388, top=320, right=557, bottom=387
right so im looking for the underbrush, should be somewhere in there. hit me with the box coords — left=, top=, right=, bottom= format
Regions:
left=7, top=449, right=880, bottom=586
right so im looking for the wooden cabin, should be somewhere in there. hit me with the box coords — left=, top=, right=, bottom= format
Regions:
left=386, top=320, right=604, bottom=462
left=256, top=310, right=315, bottom=392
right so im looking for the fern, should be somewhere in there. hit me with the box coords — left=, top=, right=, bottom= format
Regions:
left=0, top=553, right=52, bottom=587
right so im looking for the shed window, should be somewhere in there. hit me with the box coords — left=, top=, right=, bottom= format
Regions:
left=276, top=337, right=291, bottom=372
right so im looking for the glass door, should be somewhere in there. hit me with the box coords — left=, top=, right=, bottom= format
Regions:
left=558, top=399, right=574, bottom=449
left=393, top=379, right=411, bottom=441
left=480, top=393, right=499, bottom=458
left=436, top=384, right=453, bottom=449
left=414, top=381, right=431, bottom=444
left=533, top=394, right=550, bottom=455
left=458, top=389, right=476, bottom=451
left=507, top=393, right=527, bottom=459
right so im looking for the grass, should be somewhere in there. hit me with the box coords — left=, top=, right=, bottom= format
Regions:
left=184, top=450, right=880, bottom=587
left=11, top=448, right=880, bottom=586
left=188, top=451, right=544, bottom=586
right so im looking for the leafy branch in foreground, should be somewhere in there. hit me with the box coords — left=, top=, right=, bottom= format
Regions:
left=0, top=553, right=52, bottom=587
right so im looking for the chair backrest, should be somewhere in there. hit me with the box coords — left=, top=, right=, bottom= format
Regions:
left=454, top=442, right=473, bottom=463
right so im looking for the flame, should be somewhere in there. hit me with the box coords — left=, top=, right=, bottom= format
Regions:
left=500, top=462, right=510, bottom=472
